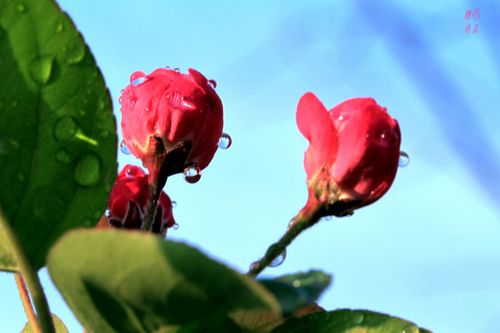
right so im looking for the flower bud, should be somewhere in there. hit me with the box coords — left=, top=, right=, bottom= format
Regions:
left=120, top=68, right=223, bottom=180
left=296, top=92, right=401, bottom=213
left=97, top=165, right=175, bottom=236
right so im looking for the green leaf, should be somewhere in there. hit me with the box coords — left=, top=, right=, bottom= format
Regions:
left=270, top=309, right=433, bottom=333
left=21, top=313, right=69, bottom=333
left=0, top=0, right=117, bottom=271
left=47, top=229, right=280, bottom=333
left=259, top=270, right=332, bottom=315
left=0, top=209, right=17, bottom=271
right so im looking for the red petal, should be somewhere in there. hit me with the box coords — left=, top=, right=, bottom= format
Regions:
left=296, top=93, right=337, bottom=178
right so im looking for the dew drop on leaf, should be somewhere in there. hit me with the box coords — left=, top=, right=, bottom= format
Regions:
left=29, top=56, right=53, bottom=84
left=269, top=249, right=286, bottom=267
left=16, top=3, right=25, bottom=13
left=218, top=133, right=232, bottom=149
left=119, top=140, right=131, bottom=155
left=55, top=149, right=71, bottom=163
left=401, top=324, right=419, bottom=333
left=74, top=152, right=101, bottom=187
left=351, top=312, right=364, bottom=324
left=183, top=164, right=201, bottom=184
left=55, top=22, right=63, bottom=33
left=399, top=151, right=410, bottom=167
left=53, top=116, right=77, bottom=141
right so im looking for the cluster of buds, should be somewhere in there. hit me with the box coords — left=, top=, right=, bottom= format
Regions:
left=99, top=68, right=226, bottom=235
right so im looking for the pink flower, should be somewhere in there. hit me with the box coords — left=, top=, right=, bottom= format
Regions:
left=296, top=92, right=401, bottom=213
left=120, top=68, right=223, bottom=181
left=97, top=165, right=175, bottom=236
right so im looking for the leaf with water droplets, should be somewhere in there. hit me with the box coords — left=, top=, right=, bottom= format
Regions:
left=271, top=309, right=433, bottom=333
left=259, top=270, right=333, bottom=315
left=0, top=0, right=117, bottom=271
left=47, top=229, right=280, bottom=333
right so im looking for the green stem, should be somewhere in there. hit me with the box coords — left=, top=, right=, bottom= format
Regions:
left=141, top=181, right=160, bottom=232
left=1, top=216, right=55, bottom=333
left=247, top=204, right=326, bottom=277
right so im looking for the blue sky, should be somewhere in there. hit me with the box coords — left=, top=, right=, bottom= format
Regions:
left=1, top=0, right=500, bottom=332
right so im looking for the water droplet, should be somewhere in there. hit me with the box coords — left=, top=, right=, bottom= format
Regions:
left=53, top=116, right=77, bottom=141
left=55, top=22, right=63, bottom=33
left=351, top=312, right=364, bottom=324
left=65, top=43, right=85, bottom=65
left=173, top=67, right=180, bottom=73
left=130, top=71, right=146, bottom=85
left=269, top=249, right=286, bottom=267
left=17, top=171, right=25, bottom=182
left=171, top=200, right=177, bottom=208
left=249, top=261, right=260, bottom=272
left=323, top=215, right=333, bottom=221
left=74, top=152, right=101, bottom=186
left=292, top=280, right=301, bottom=288
left=183, top=164, right=201, bottom=184
left=100, top=130, right=109, bottom=138
left=125, top=166, right=140, bottom=178
left=104, top=209, right=111, bottom=218
left=55, top=149, right=71, bottom=163
left=172, top=223, right=179, bottom=230
left=29, top=56, right=53, bottom=84
left=401, top=324, right=419, bottom=333
left=379, top=129, right=399, bottom=146
left=119, top=140, right=131, bottom=155
left=16, top=3, right=25, bottom=13
left=218, top=133, right=232, bottom=149
left=208, top=79, right=217, bottom=88
left=337, top=115, right=344, bottom=121
left=399, top=151, right=410, bottom=167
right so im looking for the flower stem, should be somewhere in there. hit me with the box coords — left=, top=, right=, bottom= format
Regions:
left=142, top=181, right=160, bottom=232
left=15, top=274, right=41, bottom=333
left=0, top=213, right=55, bottom=333
left=247, top=204, right=326, bottom=277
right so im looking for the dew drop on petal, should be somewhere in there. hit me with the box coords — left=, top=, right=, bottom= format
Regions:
left=120, top=140, right=131, bottom=155
left=130, top=71, right=146, bottom=85
left=171, top=200, right=177, bottom=208
left=218, top=133, right=232, bottom=149
left=104, top=209, right=111, bottom=218
left=173, top=67, right=180, bottom=73
left=208, top=79, right=217, bottom=88
left=172, top=223, right=179, bottom=230
left=269, top=249, right=287, bottom=267
left=183, top=164, right=201, bottom=184
left=351, top=312, right=364, bottom=324
left=399, top=151, right=410, bottom=167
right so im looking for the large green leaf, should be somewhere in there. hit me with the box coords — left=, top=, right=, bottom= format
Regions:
left=271, top=309, right=432, bottom=333
left=21, top=313, right=69, bottom=333
left=47, top=229, right=280, bottom=333
left=259, top=270, right=332, bottom=315
left=0, top=0, right=117, bottom=271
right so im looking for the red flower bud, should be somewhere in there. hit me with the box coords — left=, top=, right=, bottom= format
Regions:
left=97, top=165, right=176, bottom=236
left=120, top=68, right=223, bottom=181
left=296, top=92, right=401, bottom=213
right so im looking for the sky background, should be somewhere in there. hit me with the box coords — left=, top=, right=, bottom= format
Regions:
left=1, top=0, right=500, bottom=332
